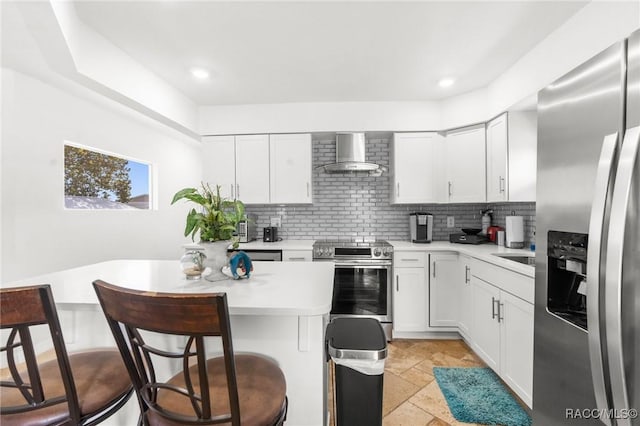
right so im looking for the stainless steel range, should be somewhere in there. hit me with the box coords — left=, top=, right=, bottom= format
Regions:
left=313, top=240, right=393, bottom=339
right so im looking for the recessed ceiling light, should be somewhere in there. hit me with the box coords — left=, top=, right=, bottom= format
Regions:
left=438, top=78, right=455, bottom=88
left=190, top=68, right=210, bottom=80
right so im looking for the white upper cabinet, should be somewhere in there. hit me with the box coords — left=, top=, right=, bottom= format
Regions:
left=507, top=111, right=537, bottom=201
left=445, top=125, right=486, bottom=203
left=234, top=135, right=270, bottom=204
left=202, top=133, right=313, bottom=205
left=486, top=111, right=537, bottom=202
left=269, top=134, right=312, bottom=204
left=202, top=135, right=236, bottom=199
left=391, top=132, right=445, bottom=204
left=486, top=114, right=508, bottom=202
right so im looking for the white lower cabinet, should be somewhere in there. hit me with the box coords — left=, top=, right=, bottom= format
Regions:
left=470, top=276, right=501, bottom=371
left=282, top=250, right=312, bottom=262
left=457, top=255, right=474, bottom=338
left=429, top=253, right=460, bottom=328
left=500, top=291, right=534, bottom=406
left=470, top=271, right=534, bottom=407
left=393, top=251, right=428, bottom=332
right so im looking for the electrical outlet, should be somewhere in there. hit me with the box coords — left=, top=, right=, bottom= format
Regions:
left=270, top=216, right=281, bottom=227
left=447, top=216, right=455, bottom=228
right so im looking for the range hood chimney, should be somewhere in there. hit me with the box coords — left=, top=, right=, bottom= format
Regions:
left=318, top=133, right=387, bottom=175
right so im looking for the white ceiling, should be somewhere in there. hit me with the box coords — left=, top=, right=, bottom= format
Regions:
left=72, top=1, right=588, bottom=106
left=67, top=2, right=589, bottom=105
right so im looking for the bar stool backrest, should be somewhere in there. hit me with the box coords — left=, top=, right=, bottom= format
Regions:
left=0, top=285, right=81, bottom=422
left=92, top=279, right=241, bottom=425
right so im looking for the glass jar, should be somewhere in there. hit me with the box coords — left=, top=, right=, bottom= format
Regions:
left=180, top=250, right=206, bottom=280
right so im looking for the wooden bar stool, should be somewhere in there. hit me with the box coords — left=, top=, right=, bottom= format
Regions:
left=0, top=284, right=133, bottom=426
left=92, top=279, right=288, bottom=426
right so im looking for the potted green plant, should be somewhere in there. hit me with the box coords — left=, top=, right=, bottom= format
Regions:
left=171, top=183, right=246, bottom=281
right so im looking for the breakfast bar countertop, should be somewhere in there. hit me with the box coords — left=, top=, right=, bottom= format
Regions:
left=5, top=259, right=335, bottom=316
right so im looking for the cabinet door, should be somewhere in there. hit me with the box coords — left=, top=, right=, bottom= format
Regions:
left=269, top=134, right=312, bottom=204
left=470, top=276, right=501, bottom=371
left=458, top=256, right=474, bottom=337
left=445, top=126, right=486, bottom=202
left=235, top=135, right=270, bottom=204
left=486, top=114, right=508, bottom=202
left=202, top=136, right=236, bottom=199
left=507, top=111, right=537, bottom=201
left=391, top=133, right=444, bottom=203
left=500, top=291, right=534, bottom=407
left=393, top=267, right=428, bottom=332
left=429, top=253, right=460, bottom=327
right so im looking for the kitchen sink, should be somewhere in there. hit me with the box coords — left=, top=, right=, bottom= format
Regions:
left=493, top=254, right=536, bottom=266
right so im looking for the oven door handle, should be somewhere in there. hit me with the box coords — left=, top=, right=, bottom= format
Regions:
left=333, top=261, right=392, bottom=267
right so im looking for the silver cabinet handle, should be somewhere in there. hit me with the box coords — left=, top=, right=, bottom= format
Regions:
left=401, top=258, right=420, bottom=262
left=306, top=182, right=310, bottom=197
left=448, top=181, right=452, bottom=197
left=397, top=182, right=400, bottom=197
left=464, top=265, right=470, bottom=283
left=432, top=261, right=436, bottom=278
left=491, top=297, right=498, bottom=320
left=287, top=257, right=306, bottom=261
left=236, top=184, right=240, bottom=198
left=230, top=184, right=235, bottom=199
left=396, top=275, right=399, bottom=292
left=587, top=132, right=618, bottom=426
left=606, top=126, right=640, bottom=425
left=498, top=302, right=504, bottom=323
left=499, top=176, right=505, bottom=193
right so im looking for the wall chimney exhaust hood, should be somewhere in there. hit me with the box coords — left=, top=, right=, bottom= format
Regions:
left=317, top=133, right=387, bottom=176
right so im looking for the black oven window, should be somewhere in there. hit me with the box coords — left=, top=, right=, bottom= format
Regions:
left=331, top=268, right=388, bottom=316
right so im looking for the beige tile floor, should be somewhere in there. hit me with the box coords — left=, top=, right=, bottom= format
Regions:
left=329, top=339, right=529, bottom=426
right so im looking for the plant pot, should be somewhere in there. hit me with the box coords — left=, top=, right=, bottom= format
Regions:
left=200, top=240, right=231, bottom=282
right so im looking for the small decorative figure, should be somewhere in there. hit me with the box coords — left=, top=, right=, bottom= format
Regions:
left=224, top=251, right=253, bottom=279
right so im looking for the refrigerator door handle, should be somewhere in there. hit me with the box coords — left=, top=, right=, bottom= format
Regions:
left=606, top=126, right=640, bottom=426
left=587, top=132, right=618, bottom=426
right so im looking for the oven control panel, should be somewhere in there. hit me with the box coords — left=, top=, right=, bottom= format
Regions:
left=312, top=241, right=393, bottom=260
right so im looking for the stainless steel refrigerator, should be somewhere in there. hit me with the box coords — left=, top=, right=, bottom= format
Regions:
left=534, top=28, right=640, bottom=425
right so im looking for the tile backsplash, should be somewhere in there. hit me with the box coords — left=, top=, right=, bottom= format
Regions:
left=246, top=137, right=536, bottom=245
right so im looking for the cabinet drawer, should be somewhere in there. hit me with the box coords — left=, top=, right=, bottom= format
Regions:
left=394, top=251, right=427, bottom=268
left=282, top=250, right=312, bottom=262
left=470, top=258, right=533, bottom=303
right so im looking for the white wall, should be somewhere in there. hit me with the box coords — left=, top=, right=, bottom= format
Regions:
left=487, top=1, right=640, bottom=117
left=1, top=69, right=203, bottom=282
left=198, top=101, right=442, bottom=135
left=440, top=88, right=489, bottom=130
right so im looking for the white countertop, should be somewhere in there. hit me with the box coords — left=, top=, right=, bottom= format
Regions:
left=237, top=240, right=315, bottom=250
left=5, top=259, right=335, bottom=316
left=184, top=240, right=315, bottom=251
left=390, top=241, right=536, bottom=277
left=189, top=238, right=535, bottom=276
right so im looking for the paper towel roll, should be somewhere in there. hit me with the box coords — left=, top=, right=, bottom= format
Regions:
left=505, top=216, right=524, bottom=248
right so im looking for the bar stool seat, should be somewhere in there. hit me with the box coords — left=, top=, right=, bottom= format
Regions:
left=1, top=349, right=132, bottom=426
left=147, top=354, right=286, bottom=426
left=0, top=285, right=133, bottom=426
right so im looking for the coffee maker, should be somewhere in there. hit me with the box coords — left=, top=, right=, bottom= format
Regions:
left=409, top=213, right=433, bottom=243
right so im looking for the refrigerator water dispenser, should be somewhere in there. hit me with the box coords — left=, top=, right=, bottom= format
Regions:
left=546, top=231, right=589, bottom=330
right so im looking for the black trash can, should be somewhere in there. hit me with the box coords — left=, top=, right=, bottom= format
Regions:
left=326, top=318, right=388, bottom=426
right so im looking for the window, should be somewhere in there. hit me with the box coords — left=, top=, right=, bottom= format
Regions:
left=64, top=143, right=151, bottom=210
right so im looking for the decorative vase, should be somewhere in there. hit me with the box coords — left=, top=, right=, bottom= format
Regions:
left=200, top=240, right=231, bottom=282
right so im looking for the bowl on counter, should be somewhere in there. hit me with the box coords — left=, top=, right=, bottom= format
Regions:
left=461, top=228, right=482, bottom=235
